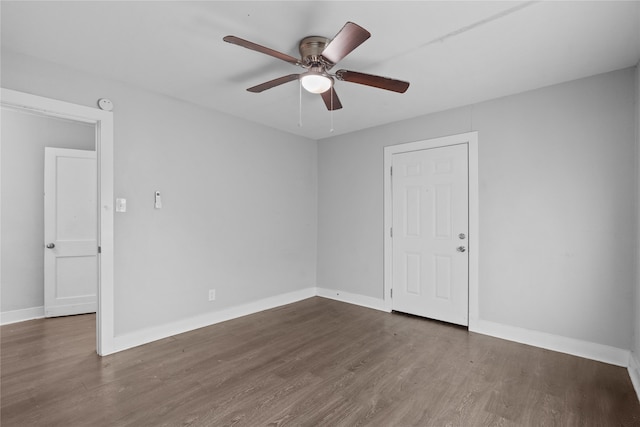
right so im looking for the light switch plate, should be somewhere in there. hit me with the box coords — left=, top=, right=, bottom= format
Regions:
left=115, top=198, right=127, bottom=212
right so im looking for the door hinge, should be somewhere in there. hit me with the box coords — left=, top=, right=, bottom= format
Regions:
left=390, top=166, right=393, bottom=176
left=390, top=227, right=393, bottom=238
left=98, top=246, right=101, bottom=254
left=391, top=288, right=393, bottom=298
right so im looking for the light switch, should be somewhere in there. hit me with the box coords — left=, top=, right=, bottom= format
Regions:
left=115, top=198, right=127, bottom=213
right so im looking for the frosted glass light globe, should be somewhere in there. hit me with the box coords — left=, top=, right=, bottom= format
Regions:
left=300, top=74, right=332, bottom=93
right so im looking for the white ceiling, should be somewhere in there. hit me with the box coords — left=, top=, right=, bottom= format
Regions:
left=2, top=1, right=639, bottom=140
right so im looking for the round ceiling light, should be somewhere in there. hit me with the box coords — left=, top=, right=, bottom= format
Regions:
left=300, top=73, right=332, bottom=94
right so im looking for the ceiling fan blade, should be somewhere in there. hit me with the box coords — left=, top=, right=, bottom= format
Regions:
left=247, top=74, right=300, bottom=93
left=223, top=35, right=300, bottom=66
left=320, top=87, right=343, bottom=111
left=321, top=22, right=371, bottom=64
left=335, top=70, right=410, bottom=93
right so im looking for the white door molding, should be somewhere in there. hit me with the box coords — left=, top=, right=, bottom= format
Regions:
left=383, top=132, right=479, bottom=330
left=1, top=88, right=115, bottom=355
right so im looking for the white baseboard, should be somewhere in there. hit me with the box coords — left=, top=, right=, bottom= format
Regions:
left=112, top=287, right=316, bottom=354
left=4, top=290, right=633, bottom=377
left=1, top=306, right=45, bottom=325
left=471, top=318, right=629, bottom=367
left=628, top=353, right=640, bottom=401
left=315, top=287, right=387, bottom=312
left=315, top=289, right=631, bottom=369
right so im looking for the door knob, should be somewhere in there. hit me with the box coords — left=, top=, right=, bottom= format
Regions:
left=456, top=246, right=466, bottom=253
left=46, top=243, right=55, bottom=249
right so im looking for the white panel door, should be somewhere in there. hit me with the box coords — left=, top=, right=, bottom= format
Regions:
left=391, top=143, right=469, bottom=326
left=44, top=147, right=97, bottom=317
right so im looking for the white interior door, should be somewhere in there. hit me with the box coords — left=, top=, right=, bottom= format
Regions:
left=391, top=143, right=469, bottom=326
left=44, top=147, right=97, bottom=317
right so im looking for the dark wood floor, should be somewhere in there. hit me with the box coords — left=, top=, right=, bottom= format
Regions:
left=2, top=297, right=639, bottom=426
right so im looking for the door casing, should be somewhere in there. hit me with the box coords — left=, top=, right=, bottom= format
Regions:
left=1, top=88, right=114, bottom=355
left=383, top=132, right=479, bottom=330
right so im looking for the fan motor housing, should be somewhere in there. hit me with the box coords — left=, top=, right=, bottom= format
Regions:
left=299, top=36, right=331, bottom=67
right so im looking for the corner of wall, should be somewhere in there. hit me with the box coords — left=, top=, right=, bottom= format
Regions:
left=629, top=352, right=640, bottom=402
left=315, top=287, right=387, bottom=312
left=631, top=60, right=640, bottom=401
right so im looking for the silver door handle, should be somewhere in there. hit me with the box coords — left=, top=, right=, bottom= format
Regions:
left=456, top=246, right=466, bottom=253
left=46, top=243, right=55, bottom=249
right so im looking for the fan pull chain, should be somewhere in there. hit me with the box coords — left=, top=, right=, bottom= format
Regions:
left=330, top=86, right=334, bottom=133
left=298, top=80, right=303, bottom=127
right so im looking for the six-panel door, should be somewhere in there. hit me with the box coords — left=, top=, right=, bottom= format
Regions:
left=391, top=143, right=469, bottom=326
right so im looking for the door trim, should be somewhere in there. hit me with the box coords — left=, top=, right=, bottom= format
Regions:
left=1, top=88, right=115, bottom=355
left=383, top=132, right=479, bottom=330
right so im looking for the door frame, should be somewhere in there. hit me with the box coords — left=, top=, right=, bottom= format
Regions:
left=1, top=88, right=115, bottom=355
left=383, top=131, right=479, bottom=330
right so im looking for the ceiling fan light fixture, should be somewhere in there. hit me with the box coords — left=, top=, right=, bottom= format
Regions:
left=225, top=22, right=409, bottom=112
left=300, top=73, right=332, bottom=94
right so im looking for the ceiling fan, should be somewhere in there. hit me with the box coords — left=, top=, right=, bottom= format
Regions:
left=223, top=22, right=410, bottom=110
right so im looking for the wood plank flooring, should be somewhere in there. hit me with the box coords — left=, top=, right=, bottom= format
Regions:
left=2, top=297, right=639, bottom=426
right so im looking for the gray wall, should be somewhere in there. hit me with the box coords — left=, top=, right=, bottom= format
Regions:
left=1, top=109, right=95, bottom=312
left=1, top=50, right=318, bottom=335
left=317, top=68, right=636, bottom=350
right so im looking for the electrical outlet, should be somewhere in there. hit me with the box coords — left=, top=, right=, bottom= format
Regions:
left=208, top=289, right=216, bottom=301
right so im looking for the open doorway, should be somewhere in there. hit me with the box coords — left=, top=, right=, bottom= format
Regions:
left=3, top=109, right=96, bottom=318
left=1, top=89, right=114, bottom=355
left=2, top=107, right=97, bottom=345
